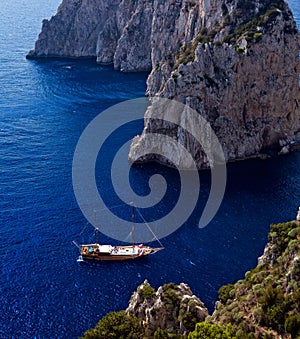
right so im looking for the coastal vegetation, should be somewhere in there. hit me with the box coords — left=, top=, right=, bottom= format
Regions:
left=209, top=220, right=300, bottom=338
left=79, top=311, right=144, bottom=339
left=174, top=0, right=290, bottom=68
left=222, top=0, right=290, bottom=48
left=80, top=220, right=300, bottom=338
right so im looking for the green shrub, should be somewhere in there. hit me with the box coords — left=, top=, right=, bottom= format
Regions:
left=284, top=315, right=300, bottom=337
left=259, top=285, right=284, bottom=309
left=253, top=32, right=263, bottom=42
left=163, top=283, right=178, bottom=303
left=288, top=227, right=300, bottom=238
left=253, top=284, right=263, bottom=296
left=188, top=322, right=237, bottom=339
left=264, top=305, right=285, bottom=329
left=79, top=310, right=144, bottom=339
left=219, top=284, right=235, bottom=304
left=236, top=47, right=245, bottom=54
left=291, top=288, right=300, bottom=304
left=154, top=327, right=167, bottom=339
left=253, top=306, right=264, bottom=324
left=221, top=0, right=289, bottom=48
left=181, top=311, right=198, bottom=332
left=138, top=282, right=155, bottom=300
left=236, top=330, right=255, bottom=339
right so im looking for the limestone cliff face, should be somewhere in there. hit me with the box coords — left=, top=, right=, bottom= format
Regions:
left=126, top=280, right=208, bottom=336
left=27, top=0, right=153, bottom=72
left=130, top=0, right=300, bottom=168
left=27, top=0, right=114, bottom=59
left=28, top=0, right=300, bottom=168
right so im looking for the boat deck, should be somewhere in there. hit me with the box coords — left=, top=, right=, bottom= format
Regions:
left=79, top=243, right=163, bottom=261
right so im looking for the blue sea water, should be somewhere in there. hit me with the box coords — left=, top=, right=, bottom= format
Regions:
left=0, top=1, right=299, bottom=338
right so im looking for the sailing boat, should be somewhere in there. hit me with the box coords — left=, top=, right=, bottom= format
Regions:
left=73, top=205, right=164, bottom=262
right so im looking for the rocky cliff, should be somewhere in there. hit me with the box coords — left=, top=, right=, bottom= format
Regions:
left=129, top=0, right=300, bottom=168
left=27, top=0, right=154, bottom=72
left=28, top=0, right=300, bottom=168
left=126, top=280, right=208, bottom=336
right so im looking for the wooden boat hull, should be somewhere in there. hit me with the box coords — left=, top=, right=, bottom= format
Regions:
left=81, top=253, right=148, bottom=261
left=79, top=244, right=163, bottom=262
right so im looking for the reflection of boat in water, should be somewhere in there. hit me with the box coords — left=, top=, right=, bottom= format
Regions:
left=73, top=205, right=164, bottom=262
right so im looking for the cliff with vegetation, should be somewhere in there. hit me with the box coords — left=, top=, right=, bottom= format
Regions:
left=128, top=0, right=300, bottom=168
left=27, top=0, right=300, bottom=169
left=80, top=219, right=300, bottom=339
left=209, top=220, right=300, bottom=339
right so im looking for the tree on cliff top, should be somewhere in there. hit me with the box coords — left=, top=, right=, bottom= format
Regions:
left=79, top=310, right=144, bottom=339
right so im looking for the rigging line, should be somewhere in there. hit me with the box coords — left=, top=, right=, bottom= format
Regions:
left=88, top=232, right=95, bottom=243
left=136, top=208, right=164, bottom=248
left=93, top=202, right=128, bottom=214
left=109, top=203, right=131, bottom=210
left=78, top=221, right=90, bottom=237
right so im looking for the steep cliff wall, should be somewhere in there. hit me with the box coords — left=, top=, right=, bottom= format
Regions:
left=130, top=0, right=300, bottom=168
left=27, top=0, right=154, bottom=72
left=28, top=0, right=300, bottom=168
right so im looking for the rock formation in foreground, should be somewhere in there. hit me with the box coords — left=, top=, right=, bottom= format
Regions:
left=80, top=218, right=300, bottom=338
left=28, top=0, right=300, bottom=168
left=126, top=281, right=208, bottom=336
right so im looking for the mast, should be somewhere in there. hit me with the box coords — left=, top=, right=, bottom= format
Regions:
left=94, top=210, right=99, bottom=244
left=95, top=228, right=99, bottom=244
left=131, top=202, right=135, bottom=249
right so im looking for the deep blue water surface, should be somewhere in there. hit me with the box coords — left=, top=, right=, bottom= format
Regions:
left=0, top=1, right=299, bottom=338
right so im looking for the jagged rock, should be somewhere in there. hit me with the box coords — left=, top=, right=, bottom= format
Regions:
left=126, top=280, right=208, bottom=336
left=27, top=0, right=300, bottom=168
